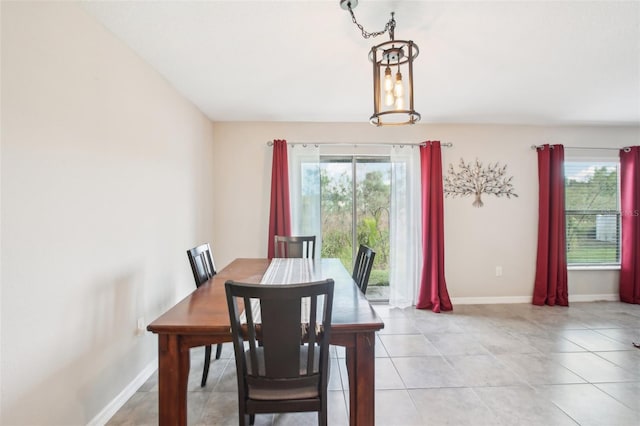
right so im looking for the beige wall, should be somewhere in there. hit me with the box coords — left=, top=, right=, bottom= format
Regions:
left=1, top=2, right=215, bottom=424
left=211, top=122, right=638, bottom=301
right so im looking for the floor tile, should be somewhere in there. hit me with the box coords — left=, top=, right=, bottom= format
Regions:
left=188, top=349, right=231, bottom=391
left=337, top=355, right=406, bottom=391
left=424, top=332, right=491, bottom=356
left=374, top=389, right=423, bottom=426
left=445, top=354, right=526, bottom=387
left=579, top=309, right=640, bottom=328
left=412, top=312, right=465, bottom=334
left=474, top=330, right=540, bottom=355
left=328, top=358, right=344, bottom=391
left=495, top=352, right=586, bottom=385
left=373, top=357, right=405, bottom=389
left=595, top=382, right=640, bottom=412
left=137, top=371, right=158, bottom=392
left=550, top=352, right=638, bottom=383
left=525, top=307, right=590, bottom=330
left=512, top=331, right=588, bottom=353
left=446, top=314, right=499, bottom=334
left=198, top=391, right=269, bottom=426
left=106, top=392, right=157, bottom=426
left=392, top=356, right=466, bottom=388
left=565, top=309, right=631, bottom=330
left=333, top=343, right=346, bottom=358
left=539, top=383, right=638, bottom=426
left=594, top=350, right=640, bottom=373
left=374, top=334, right=390, bottom=358
left=474, top=385, right=577, bottom=426
left=490, top=315, right=547, bottom=334
left=409, top=387, right=499, bottom=425
left=378, top=334, right=440, bottom=357
left=213, top=360, right=240, bottom=392
left=375, top=316, right=420, bottom=335
left=559, top=329, right=631, bottom=351
left=272, top=391, right=348, bottom=426
left=594, top=328, right=640, bottom=345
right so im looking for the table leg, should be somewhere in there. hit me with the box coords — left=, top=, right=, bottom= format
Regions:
left=157, top=334, right=190, bottom=426
left=345, top=331, right=376, bottom=426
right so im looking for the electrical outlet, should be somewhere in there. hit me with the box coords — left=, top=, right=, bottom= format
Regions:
left=495, top=266, right=503, bottom=277
left=137, top=317, right=145, bottom=335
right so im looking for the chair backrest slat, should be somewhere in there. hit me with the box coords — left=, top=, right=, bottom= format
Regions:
left=352, top=245, right=376, bottom=294
left=187, top=243, right=217, bottom=287
left=274, top=235, right=316, bottom=258
left=243, top=295, right=260, bottom=375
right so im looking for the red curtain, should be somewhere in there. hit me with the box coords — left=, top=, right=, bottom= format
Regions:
left=619, top=146, right=640, bottom=304
left=533, top=144, right=568, bottom=306
left=416, top=141, right=452, bottom=313
left=267, top=140, right=291, bottom=259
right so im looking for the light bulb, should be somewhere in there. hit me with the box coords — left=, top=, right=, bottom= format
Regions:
left=384, top=90, right=395, bottom=107
left=394, top=71, right=404, bottom=97
left=384, top=67, right=393, bottom=92
left=395, top=95, right=404, bottom=110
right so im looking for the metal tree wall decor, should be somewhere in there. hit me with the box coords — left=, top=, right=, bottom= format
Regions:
left=444, top=158, right=518, bottom=207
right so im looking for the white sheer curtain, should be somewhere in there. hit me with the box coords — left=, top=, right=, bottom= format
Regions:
left=389, top=146, right=423, bottom=308
left=288, top=144, right=322, bottom=258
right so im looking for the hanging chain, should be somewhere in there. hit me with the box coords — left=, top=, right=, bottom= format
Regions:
left=347, top=5, right=396, bottom=40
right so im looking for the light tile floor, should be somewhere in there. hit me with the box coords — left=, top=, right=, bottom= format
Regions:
left=107, top=302, right=640, bottom=425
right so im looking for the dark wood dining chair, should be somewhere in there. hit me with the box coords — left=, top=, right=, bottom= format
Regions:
left=187, top=243, right=223, bottom=387
left=225, top=279, right=334, bottom=426
left=352, top=244, right=376, bottom=294
left=274, top=235, right=316, bottom=258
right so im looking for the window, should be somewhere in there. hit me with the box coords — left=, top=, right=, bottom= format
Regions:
left=565, top=161, right=620, bottom=266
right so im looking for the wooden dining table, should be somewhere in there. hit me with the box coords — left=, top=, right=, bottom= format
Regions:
left=147, top=257, right=385, bottom=425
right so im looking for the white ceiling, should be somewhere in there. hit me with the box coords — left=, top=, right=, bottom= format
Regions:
left=82, top=0, right=640, bottom=126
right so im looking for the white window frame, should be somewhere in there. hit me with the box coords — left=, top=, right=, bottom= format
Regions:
left=564, top=156, right=621, bottom=270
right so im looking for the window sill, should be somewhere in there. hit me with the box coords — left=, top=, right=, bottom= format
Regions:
left=568, top=265, right=620, bottom=271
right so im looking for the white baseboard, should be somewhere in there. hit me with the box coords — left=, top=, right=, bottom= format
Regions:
left=568, top=293, right=619, bottom=302
left=88, top=359, right=157, bottom=426
left=451, top=296, right=531, bottom=304
left=451, top=294, right=619, bottom=304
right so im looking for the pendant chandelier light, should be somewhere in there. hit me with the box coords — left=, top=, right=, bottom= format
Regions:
left=341, top=0, right=420, bottom=126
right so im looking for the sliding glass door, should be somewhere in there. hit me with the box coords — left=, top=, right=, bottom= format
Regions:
left=318, top=156, right=390, bottom=301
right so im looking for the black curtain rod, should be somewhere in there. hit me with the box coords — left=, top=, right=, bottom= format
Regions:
left=267, top=141, right=453, bottom=148
left=531, top=144, right=632, bottom=152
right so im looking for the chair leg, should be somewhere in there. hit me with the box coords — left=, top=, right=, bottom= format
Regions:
left=318, top=410, right=327, bottom=426
left=201, top=345, right=212, bottom=387
left=215, top=343, right=223, bottom=359
left=238, top=413, right=251, bottom=426
left=249, top=414, right=255, bottom=425
left=318, top=396, right=328, bottom=426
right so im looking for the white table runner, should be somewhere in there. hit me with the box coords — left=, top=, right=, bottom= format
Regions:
left=241, top=258, right=315, bottom=324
